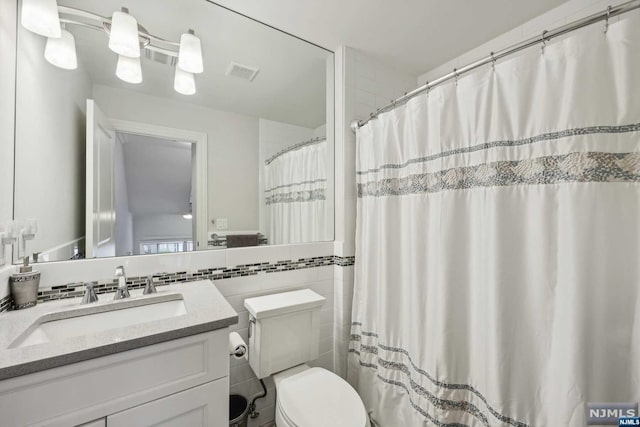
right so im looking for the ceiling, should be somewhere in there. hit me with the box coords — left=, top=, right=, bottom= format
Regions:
left=211, top=0, right=567, bottom=76
left=118, top=133, right=193, bottom=216
left=56, top=0, right=330, bottom=128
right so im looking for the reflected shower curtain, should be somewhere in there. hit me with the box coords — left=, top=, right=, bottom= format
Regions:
left=348, top=12, right=640, bottom=427
left=265, top=139, right=328, bottom=244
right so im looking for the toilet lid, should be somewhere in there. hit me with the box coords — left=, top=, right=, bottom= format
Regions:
left=277, top=367, right=367, bottom=427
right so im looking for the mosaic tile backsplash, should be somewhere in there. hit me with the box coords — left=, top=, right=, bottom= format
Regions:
left=0, top=255, right=355, bottom=311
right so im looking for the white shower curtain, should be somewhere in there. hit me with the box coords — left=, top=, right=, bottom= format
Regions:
left=349, top=12, right=640, bottom=427
left=265, top=139, right=328, bottom=244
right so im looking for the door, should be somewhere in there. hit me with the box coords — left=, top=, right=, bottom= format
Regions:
left=106, top=379, right=228, bottom=427
left=86, top=99, right=116, bottom=258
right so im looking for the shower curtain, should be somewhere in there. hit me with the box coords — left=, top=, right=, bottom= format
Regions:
left=348, top=12, right=640, bottom=427
left=265, top=139, right=328, bottom=244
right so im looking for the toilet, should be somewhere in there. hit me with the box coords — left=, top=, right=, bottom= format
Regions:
left=244, top=289, right=368, bottom=427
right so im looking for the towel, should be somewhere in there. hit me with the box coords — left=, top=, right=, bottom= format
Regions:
left=226, top=234, right=259, bottom=248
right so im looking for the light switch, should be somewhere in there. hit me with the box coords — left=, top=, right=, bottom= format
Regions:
left=216, top=218, right=228, bottom=230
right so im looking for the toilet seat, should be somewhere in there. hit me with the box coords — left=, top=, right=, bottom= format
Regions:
left=276, top=367, right=367, bottom=427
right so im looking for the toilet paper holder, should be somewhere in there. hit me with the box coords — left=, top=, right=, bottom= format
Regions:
left=231, top=345, right=246, bottom=358
left=228, top=331, right=248, bottom=359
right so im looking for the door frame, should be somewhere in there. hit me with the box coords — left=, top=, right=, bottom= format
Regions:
left=109, top=119, right=209, bottom=251
left=86, top=100, right=116, bottom=259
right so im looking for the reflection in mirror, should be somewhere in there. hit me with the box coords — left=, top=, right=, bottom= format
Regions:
left=13, top=0, right=334, bottom=262
left=94, top=131, right=196, bottom=258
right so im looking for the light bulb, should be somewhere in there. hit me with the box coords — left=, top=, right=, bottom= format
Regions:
left=44, top=28, right=77, bottom=70
left=108, top=9, right=140, bottom=58
left=21, top=0, right=61, bottom=38
left=116, top=55, right=142, bottom=84
left=177, top=30, right=203, bottom=74
left=174, top=67, right=196, bottom=95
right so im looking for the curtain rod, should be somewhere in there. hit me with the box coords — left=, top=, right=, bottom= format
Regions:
left=264, top=136, right=326, bottom=165
left=352, top=0, right=640, bottom=131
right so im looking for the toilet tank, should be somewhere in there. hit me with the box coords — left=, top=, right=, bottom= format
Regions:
left=244, top=289, right=326, bottom=379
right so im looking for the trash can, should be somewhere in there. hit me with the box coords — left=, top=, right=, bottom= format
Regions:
left=230, top=394, right=249, bottom=427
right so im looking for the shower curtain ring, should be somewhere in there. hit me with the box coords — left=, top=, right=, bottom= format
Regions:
left=604, top=5, right=612, bottom=33
left=490, top=52, right=496, bottom=70
left=541, top=30, right=548, bottom=54
left=454, top=68, right=459, bottom=86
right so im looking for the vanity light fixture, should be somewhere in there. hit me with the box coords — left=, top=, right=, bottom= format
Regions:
left=116, top=55, right=143, bottom=84
left=20, top=2, right=205, bottom=94
left=174, top=67, right=196, bottom=95
left=21, top=0, right=61, bottom=38
left=108, top=8, right=140, bottom=58
left=178, top=29, right=203, bottom=74
left=44, top=25, right=77, bottom=70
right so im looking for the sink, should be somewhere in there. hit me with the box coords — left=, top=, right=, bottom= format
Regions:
left=9, top=294, right=187, bottom=349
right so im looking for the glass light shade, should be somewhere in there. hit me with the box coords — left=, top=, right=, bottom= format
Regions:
left=174, top=67, right=196, bottom=95
left=44, top=28, right=77, bottom=70
left=21, top=0, right=61, bottom=38
left=108, top=10, right=140, bottom=58
left=177, top=31, right=203, bottom=74
left=116, top=55, right=142, bottom=84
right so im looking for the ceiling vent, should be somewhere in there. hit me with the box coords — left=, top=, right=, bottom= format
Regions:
left=144, top=47, right=178, bottom=66
left=226, top=62, right=260, bottom=82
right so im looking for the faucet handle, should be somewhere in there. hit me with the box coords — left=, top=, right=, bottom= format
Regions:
left=143, top=275, right=157, bottom=295
left=114, top=287, right=130, bottom=300
left=81, top=282, right=99, bottom=304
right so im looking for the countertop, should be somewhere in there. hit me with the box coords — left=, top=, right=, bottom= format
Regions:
left=0, top=280, right=238, bottom=380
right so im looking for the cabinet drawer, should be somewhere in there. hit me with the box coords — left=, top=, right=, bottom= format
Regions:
left=107, top=378, right=229, bottom=427
left=0, top=329, right=229, bottom=427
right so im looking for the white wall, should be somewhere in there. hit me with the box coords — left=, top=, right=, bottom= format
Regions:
left=132, top=214, right=193, bottom=255
left=114, top=139, right=133, bottom=256
left=93, top=85, right=260, bottom=233
left=313, top=124, right=327, bottom=139
left=418, top=0, right=630, bottom=83
left=13, top=27, right=92, bottom=262
left=0, top=0, right=15, bottom=229
left=333, top=46, right=417, bottom=377
left=0, top=0, right=17, bottom=295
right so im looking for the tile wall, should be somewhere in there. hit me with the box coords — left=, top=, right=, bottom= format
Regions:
left=333, top=46, right=417, bottom=377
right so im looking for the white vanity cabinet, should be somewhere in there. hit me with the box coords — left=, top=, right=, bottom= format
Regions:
left=0, top=328, right=230, bottom=427
left=107, top=379, right=227, bottom=427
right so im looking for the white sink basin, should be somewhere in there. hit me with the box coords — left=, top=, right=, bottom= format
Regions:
left=10, top=295, right=187, bottom=349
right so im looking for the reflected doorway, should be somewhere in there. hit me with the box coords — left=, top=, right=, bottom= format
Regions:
left=86, top=100, right=208, bottom=259
left=115, top=132, right=195, bottom=256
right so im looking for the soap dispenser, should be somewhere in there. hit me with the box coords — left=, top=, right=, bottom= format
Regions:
left=10, top=256, right=40, bottom=309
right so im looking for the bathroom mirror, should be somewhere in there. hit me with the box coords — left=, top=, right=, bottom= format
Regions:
left=12, top=0, right=334, bottom=262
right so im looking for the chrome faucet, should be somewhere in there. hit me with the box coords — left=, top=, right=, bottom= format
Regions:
left=143, top=275, right=157, bottom=295
left=114, top=265, right=130, bottom=300
left=81, top=282, right=99, bottom=304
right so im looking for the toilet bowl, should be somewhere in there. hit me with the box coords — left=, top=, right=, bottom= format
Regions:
left=273, top=364, right=368, bottom=427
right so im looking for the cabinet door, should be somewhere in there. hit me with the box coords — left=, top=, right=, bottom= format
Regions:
left=107, top=378, right=228, bottom=427
left=78, top=419, right=106, bottom=427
